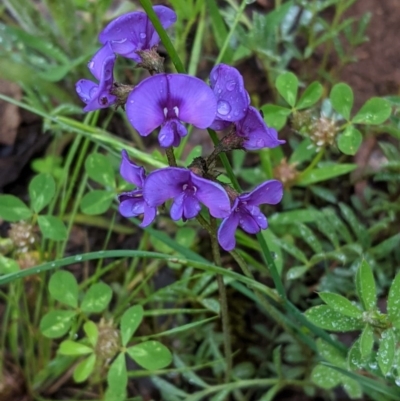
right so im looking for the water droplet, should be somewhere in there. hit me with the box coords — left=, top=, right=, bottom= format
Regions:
left=395, top=377, right=400, bottom=387
left=88, top=61, right=94, bottom=69
left=226, top=80, right=236, bottom=91
left=89, top=86, right=98, bottom=97
left=140, top=32, right=147, bottom=39
left=76, top=86, right=82, bottom=94
left=217, top=100, right=231, bottom=116
left=369, top=361, right=377, bottom=370
left=75, top=255, right=83, bottom=261
left=213, top=71, right=219, bottom=81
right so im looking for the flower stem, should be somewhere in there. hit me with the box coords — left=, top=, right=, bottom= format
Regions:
left=165, top=146, right=177, bottom=167
left=299, top=147, right=325, bottom=179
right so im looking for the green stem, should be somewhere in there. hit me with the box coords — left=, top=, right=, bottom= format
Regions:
left=165, top=146, right=178, bottom=167
left=299, top=147, right=325, bottom=178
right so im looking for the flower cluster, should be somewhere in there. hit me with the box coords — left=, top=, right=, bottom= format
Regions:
left=76, top=5, right=285, bottom=251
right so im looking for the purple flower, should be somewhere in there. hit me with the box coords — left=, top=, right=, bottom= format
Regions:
left=76, top=43, right=117, bottom=112
left=126, top=74, right=217, bottom=147
left=143, top=168, right=231, bottom=221
left=118, top=150, right=156, bottom=227
left=217, top=180, right=283, bottom=251
left=209, top=64, right=250, bottom=130
left=235, top=106, right=285, bottom=150
left=99, top=6, right=177, bottom=63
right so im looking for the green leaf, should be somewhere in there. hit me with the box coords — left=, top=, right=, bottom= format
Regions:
left=330, top=83, right=353, bottom=120
left=347, top=339, right=364, bottom=371
left=387, top=273, right=400, bottom=327
left=296, top=81, right=323, bottom=109
left=296, top=164, right=357, bottom=186
left=37, top=215, right=68, bottom=241
left=337, top=126, right=362, bottom=155
left=58, top=340, right=93, bottom=356
left=80, top=190, right=115, bottom=215
left=49, top=271, right=78, bottom=308
left=260, top=104, right=291, bottom=130
left=127, top=341, right=172, bottom=370
left=312, top=364, right=342, bottom=389
left=352, top=98, right=392, bottom=125
left=355, top=259, right=376, bottom=311
left=0, top=195, right=32, bottom=222
left=73, top=354, right=96, bottom=383
left=105, top=353, right=127, bottom=400
left=316, top=339, right=345, bottom=366
left=81, top=282, right=112, bottom=314
left=0, top=255, right=20, bottom=275
left=289, top=138, right=315, bottom=164
left=39, top=310, right=76, bottom=338
left=342, top=376, right=362, bottom=399
left=28, top=173, right=56, bottom=213
left=286, top=265, right=309, bottom=280
left=276, top=72, right=298, bottom=107
left=84, top=321, right=99, bottom=347
left=305, top=305, right=363, bottom=331
left=377, top=328, right=395, bottom=376
left=85, top=153, right=116, bottom=188
left=120, top=305, right=144, bottom=346
left=318, top=292, right=363, bottom=318
left=359, top=325, right=374, bottom=359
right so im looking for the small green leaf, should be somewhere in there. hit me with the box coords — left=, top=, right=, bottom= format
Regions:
left=347, top=339, right=364, bottom=371
left=317, top=339, right=345, bottom=366
left=276, top=72, right=298, bottom=107
left=305, top=305, right=363, bottom=331
left=352, top=97, right=392, bottom=125
left=105, top=353, right=127, bottom=400
left=127, top=340, right=172, bottom=370
left=73, top=354, right=96, bottom=383
left=355, top=259, right=376, bottom=311
left=337, top=126, right=362, bottom=155
left=342, top=376, right=362, bottom=399
left=0, top=255, right=20, bottom=274
left=377, top=328, right=395, bottom=376
left=0, top=195, right=32, bottom=222
left=289, top=138, right=315, bottom=164
left=359, top=325, right=374, bottom=359
left=84, top=321, right=99, bottom=347
left=49, top=271, right=78, bottom=308
left=37, top=215, right=68, bottom=241
left=296, top=164, right=357, bottom=186
left=85, top=153, right=116, bottom=188
left=59, top=340, right=93, bottom=356
left=330, top=83, right=353, bottom=120
left=312, top=364, right=342, bottom=389
left=81, top=282, right=112, bottom=313
left=200, top=298, right=220, bottom=314
left=39, top=310, right=76, bottom=338
left=29, top=173, right=56, bottom=213
left=120, top=305, right=144, bottom=346
left=319, top=292, right=363, bottom=318
left=296, top=81, right=323, bottom=109
left=260, top=104, right=291, bottom=130
left=387, top=273, right=400, bottom=328
left=80, top=190, right=115, bottom=215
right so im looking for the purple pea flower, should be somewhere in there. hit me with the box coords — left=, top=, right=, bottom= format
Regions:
left=143, top=168, right=231, bottom=221
left=217, top=180, right=283, bottom=251
left=209, top=64, right=250, bottom=131
left=99, top=6, right=177, bottom=63
left=126, top=74, right=217, bottom=147
left=118, top=150, right=157, bottom=227
left=75, top=43, right=117, bottom=112
left=235, top=106, right=285, bottom=150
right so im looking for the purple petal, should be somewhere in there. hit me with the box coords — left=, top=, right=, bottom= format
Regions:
left=236, top=107, right=285, bottom=150
left=166, top=74, right=217, bottom=128
left=210, top=64, right=250, bottom=122
left=88, top=43, right=114, bottom=80
left=143, top=168, right=189, bottom=207
left=83, top=55, right=117, bottom=112
left=141, top=203, right=157, bottom=227
left=170, top=192, right=185, bottom=221
left=76, top=79, right=98, bottom=104
left=158, top=119, right=187, bottom=148
left=209, top=119, right=232, bottom=131
left=238, top=212, right=261, bottom=234
left=217, top=213, right=240, bottom=251
left=183, top=195, right=201, bottom=220
left=240, top=180, right=283, bottom=206
left=118, top=190, right=145, bottom=217
left=147, top=6, right=177, bottom=47
left=190, top=173, right=231, bottom=218
left=248, top=205, right=268, bottom=230
left=126, top=74, right=167, bottom=136
left=120, top=150, right=146, bottom=187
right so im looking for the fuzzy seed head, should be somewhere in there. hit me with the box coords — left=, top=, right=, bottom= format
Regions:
left=95, top=319, right=121, bottom=361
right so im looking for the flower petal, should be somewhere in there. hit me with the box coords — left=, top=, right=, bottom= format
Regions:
left=120, top=150, right=146, bottom=187
left=191, top=173, right=231, bottom=218
left=143, top=168, right=189, bottom=207
left=236, top=107, right=285, bottom=150
left=158, top=119, right=187, bottom=148
left=76, top=79, right=97, bottom=104
left=217, top=213, right=240, bottom=251
left=118, top=190, right=145, bottom=217
left=126, top=74, right=167, bottom=136
left=209, top=119, right=232, bottom=131
left=166, top=74, right=217, bottom=128
left=241, top=180, right=283, bottom=206
left=248, top=205, right=268, bottom=230
left=183, top=195, right=201, bottom=220
left=170, top=192, right=185, bottom=221
left=88, top=43, right=114, bottom=81
left=148, top=6, right=177, bottom=47
left=238, top=212, right=261, bottom=234
left=210, top=64, right=250, bottom=122
left=141, top=203, right=157, bottom=227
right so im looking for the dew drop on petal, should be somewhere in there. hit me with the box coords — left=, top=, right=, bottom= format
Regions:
left=217, top=100, right=231, bottom=116
left=256, top=139, right=264, bottom=148
left=89, top=86, right=98, bottom=97
left=140, top=32, right=147, bottom=39
left=226, top=80, right=236, bottom=91
left=88, top=61, right=94, bottom=69
left=76, top=86, right=82, bottom=94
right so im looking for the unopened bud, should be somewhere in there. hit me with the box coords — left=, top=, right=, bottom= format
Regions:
left=136, top=46, right=165, bottom=75
left=95, top=319, right=121, bottom=361
left=273, top=158, right=299, bottom=189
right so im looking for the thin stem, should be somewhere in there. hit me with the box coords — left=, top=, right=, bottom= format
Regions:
left=165, top=146, right=178, bottom=167
left=299, top=147, right=325, bottom=178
